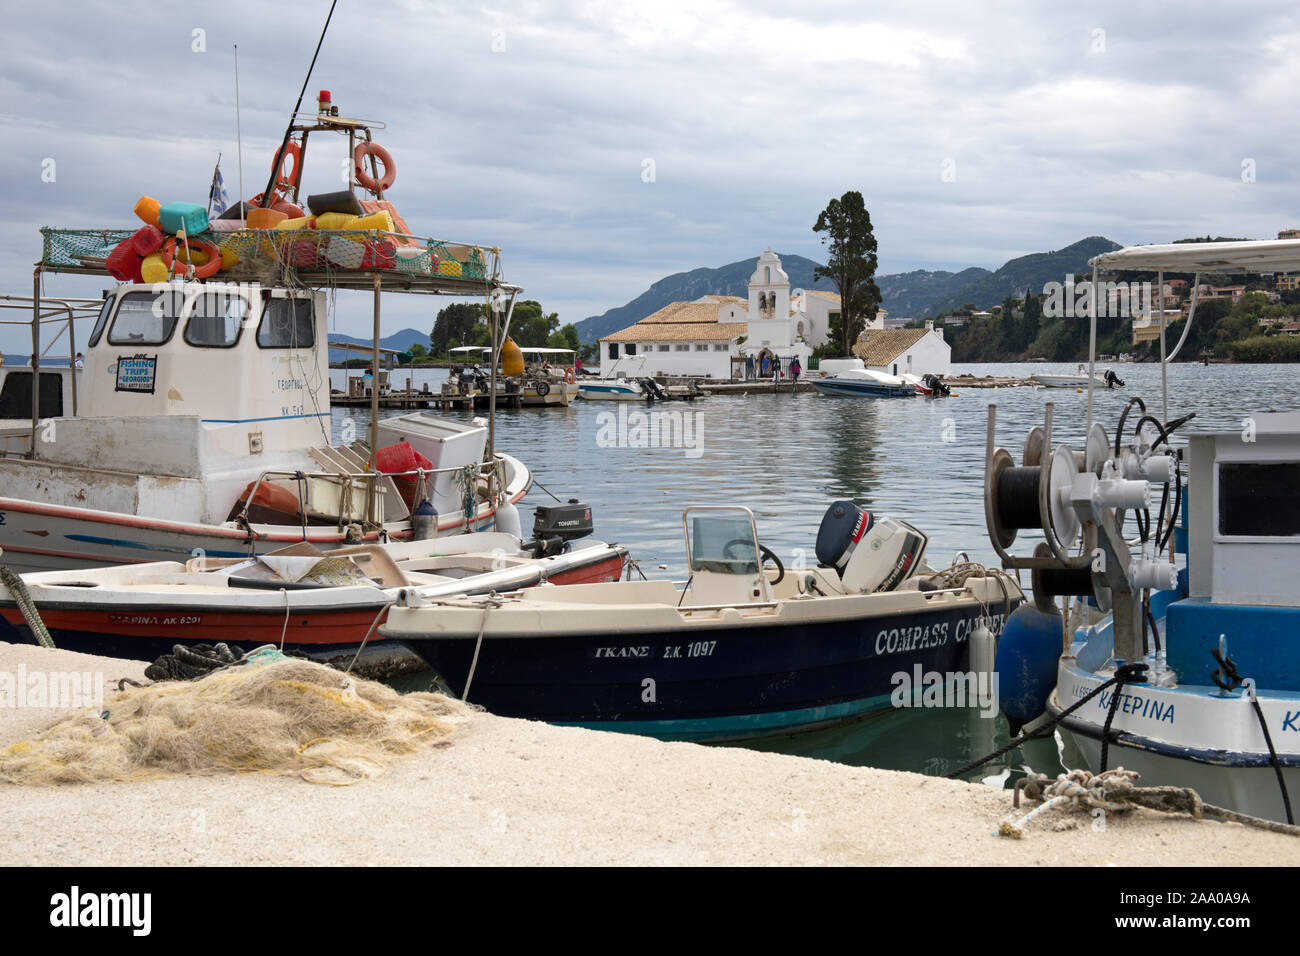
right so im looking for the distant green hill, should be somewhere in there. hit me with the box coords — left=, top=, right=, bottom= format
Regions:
left=877, top=267, right=992, bottom=318
left=927, top=236, right=1122, bottom=315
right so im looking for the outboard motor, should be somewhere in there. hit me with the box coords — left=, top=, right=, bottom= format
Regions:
left=815, top=500, right=929, bottom=593
left=1104, top=368, right=1125, bottom=389
left=639, top=377, right=669, bottom=402
left=524, top=499, right=594, bottom=557
left=922, top=374, right=951, bottom=397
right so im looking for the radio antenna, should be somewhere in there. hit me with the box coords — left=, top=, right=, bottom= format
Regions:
left=258, top=0, right=339, bottom=208
left=234, top=44, right=245, bottom=219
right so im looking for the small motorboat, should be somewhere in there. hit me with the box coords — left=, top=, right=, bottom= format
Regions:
left=578, top=377, right=671, bottom=402
left=811, top=368, right=918, bottom=398
left=1031, top=366, right=1124, bottom=389
left=382, top=501, right=1023, bottom=741
left=0, top=503, right=627, bottom=678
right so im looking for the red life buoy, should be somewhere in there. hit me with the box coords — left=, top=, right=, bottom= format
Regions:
left=353, top=141, right=397, bottom=193
left=160, top=237, right=223, bottom=279
left=565, top=368, right=575, bottom=385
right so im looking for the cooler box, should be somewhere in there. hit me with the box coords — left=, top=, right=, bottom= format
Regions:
left=375, top=413, right=487, bottom=517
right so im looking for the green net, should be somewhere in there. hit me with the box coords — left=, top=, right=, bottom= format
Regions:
left=40, top=227, right=491, bottom=283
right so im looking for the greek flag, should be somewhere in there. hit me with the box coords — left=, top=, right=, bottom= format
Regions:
left=209, top=164, right=229, bottom=216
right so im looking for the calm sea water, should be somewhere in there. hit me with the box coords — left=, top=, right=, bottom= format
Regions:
left=335, top=362, right=1300, bottom=781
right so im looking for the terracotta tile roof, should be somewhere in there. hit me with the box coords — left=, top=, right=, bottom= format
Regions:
left=638, top=302, right=722, bottom=325
left=852, top=328, right=929, bottom=365
left=700, top=295, right=746, bottom=305
left=605, top=321, right=748, bottom=343
left=805, top=290, right=842, bottom=303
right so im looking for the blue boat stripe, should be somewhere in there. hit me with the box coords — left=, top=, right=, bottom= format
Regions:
left=201, top=413, right=330, bottom=423
left=63, top=533, right=249, bottom=558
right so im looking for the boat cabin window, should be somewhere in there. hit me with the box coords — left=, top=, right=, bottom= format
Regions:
left=107, top=291, right=180, bottom=346
left=688, top=512, right=759, bottom=575
left=87, top=297, right=113, bottom=348
left=184, top=292, right=248, bottom=348
left=0, top=372, right=64, bottom=419
left=257, top=296, right=315, bottom=349
left=1218, top=462, right=1300, bottom=537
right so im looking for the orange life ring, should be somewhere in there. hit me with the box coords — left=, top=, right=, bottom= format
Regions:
left=275, top=140, right=303, bottom=192
left=353, top=141, right=397, bottom=193
left=160, top=237, right=223, bottom=279
left=565, top=368, right=575, bottom=385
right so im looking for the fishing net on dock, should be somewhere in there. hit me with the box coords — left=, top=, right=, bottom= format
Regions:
left=0, top=648, right=467, bottom=786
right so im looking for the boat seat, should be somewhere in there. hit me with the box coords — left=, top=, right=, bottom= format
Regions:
left=323, top=544, right=411, bottom=587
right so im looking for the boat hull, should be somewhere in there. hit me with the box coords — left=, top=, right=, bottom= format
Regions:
left=811, top=380, right=915, bottom=398
left=1048, top=656, right=1300, bottom=823
left=0, top=549, right=627, bottom=672
left=395, top=598, right=1018, bottom=742
left=577, top=383, right=643, bottom=401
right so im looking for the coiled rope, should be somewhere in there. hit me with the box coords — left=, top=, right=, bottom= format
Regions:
left=999, top=767, right=1300, bottom=838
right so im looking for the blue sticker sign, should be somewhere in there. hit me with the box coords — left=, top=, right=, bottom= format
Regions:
left=115, top=354, right=157, bottom=393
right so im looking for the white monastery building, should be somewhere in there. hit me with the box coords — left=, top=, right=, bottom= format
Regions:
left=598, top=250, right=886, bottom=379
left=851, top=322, right=951, bottom=377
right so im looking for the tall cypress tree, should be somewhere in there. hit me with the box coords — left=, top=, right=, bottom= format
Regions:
left=813, top=191, right=882, bottom=356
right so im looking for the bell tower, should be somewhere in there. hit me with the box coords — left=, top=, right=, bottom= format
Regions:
left=747, top=249, right=790, bottom=344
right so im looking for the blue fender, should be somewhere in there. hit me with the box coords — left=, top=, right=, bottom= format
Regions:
left=995, top=604, right=1062, bottom=732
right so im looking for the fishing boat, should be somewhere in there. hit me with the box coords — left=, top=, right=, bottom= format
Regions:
left=382, top=501, right=1023, bottom=741
left=985, top=237, right=1300, bottom=824
left=2, top=96, right=536, bottom=574
left=811, top=368, right=918, bottom=398
left=0, top=515, right=626, bottom=677
left=1031, top=365, right=1124, bottom=389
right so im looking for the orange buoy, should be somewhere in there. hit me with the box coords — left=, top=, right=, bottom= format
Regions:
left=565, top=367, right=575, bottom=384
left=159, top=237, right=223, bottom=279
left=501, top=337, right=525, bottom=377
left=353, top=142, right=397, bottom=193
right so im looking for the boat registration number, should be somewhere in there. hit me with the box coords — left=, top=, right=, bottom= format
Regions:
left=108, top=614, right=202, bottom=627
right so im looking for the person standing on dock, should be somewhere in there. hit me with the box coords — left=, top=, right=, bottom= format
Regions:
left=772, top=356, right=781, bottom=386
left=791, top=356, right=801, bottom=387
left=744, top=353, right=754, bottom=382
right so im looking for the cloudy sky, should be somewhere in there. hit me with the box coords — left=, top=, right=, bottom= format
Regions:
left=2, top=0, right=1298, bottom=353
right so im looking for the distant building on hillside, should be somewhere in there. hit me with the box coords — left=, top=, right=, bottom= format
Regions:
left=598, top=249, right=883, bottom=378
left=852, top=322, right=950, bottom=377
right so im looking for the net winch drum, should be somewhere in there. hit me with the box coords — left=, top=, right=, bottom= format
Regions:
left=814, top=500, right=929, bottom=593
left=985, top=439, right=1082, bottom=554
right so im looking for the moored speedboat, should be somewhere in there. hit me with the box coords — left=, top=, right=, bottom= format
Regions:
left=811, top=368, right=918, bottom=398
left=1031, top=365, right=1123, bottom=389
left=577, top=378, right=648, bottom=401
left=382, top=502, right=1022, bottom=741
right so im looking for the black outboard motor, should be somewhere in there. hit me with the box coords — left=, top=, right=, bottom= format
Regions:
left=525, top=499, right=594, bottom=557
left=815, top=500, right=929, bottom=593
left=922, top=373, right=951, bottom=397
left=640, top=377, right=669, bottom=402
left=1104, top=368, right=1125, bottom=389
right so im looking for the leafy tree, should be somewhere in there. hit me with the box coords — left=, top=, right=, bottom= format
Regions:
left=506, top=301, right=561, bottom=348
left=813, top=191, right=881, bottom=356
left=407, top=343, right=428, bottom=359
left=547, top=323, right=581, bottom=352
left=431, top=302, right=487, bottom=356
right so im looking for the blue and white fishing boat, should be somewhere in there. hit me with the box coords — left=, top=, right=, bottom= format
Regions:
left=811, top=368, right=917, bottom=398
left=382, top=501, right=1022, bottom=741
left=986, top=237, right=1300, bottom=823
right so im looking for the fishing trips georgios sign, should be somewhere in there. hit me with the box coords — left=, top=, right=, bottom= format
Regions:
left=114, top=354, right=157, bottom=394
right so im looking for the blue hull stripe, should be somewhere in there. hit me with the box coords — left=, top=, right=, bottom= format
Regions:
left=202, top=412, right=330, bottom=424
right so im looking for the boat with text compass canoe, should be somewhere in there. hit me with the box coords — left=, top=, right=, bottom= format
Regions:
left=981, top=238, right=1300, bottom=824
left=381, top=501, right=1023, bottom=741
left=0, top=92, right=541, bottom=574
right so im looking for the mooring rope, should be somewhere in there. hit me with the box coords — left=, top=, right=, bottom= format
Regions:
left=0, top=562, right=55, bottom=649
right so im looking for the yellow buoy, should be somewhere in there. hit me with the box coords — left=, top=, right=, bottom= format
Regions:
left=501, top=336, right=525, bottom=377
